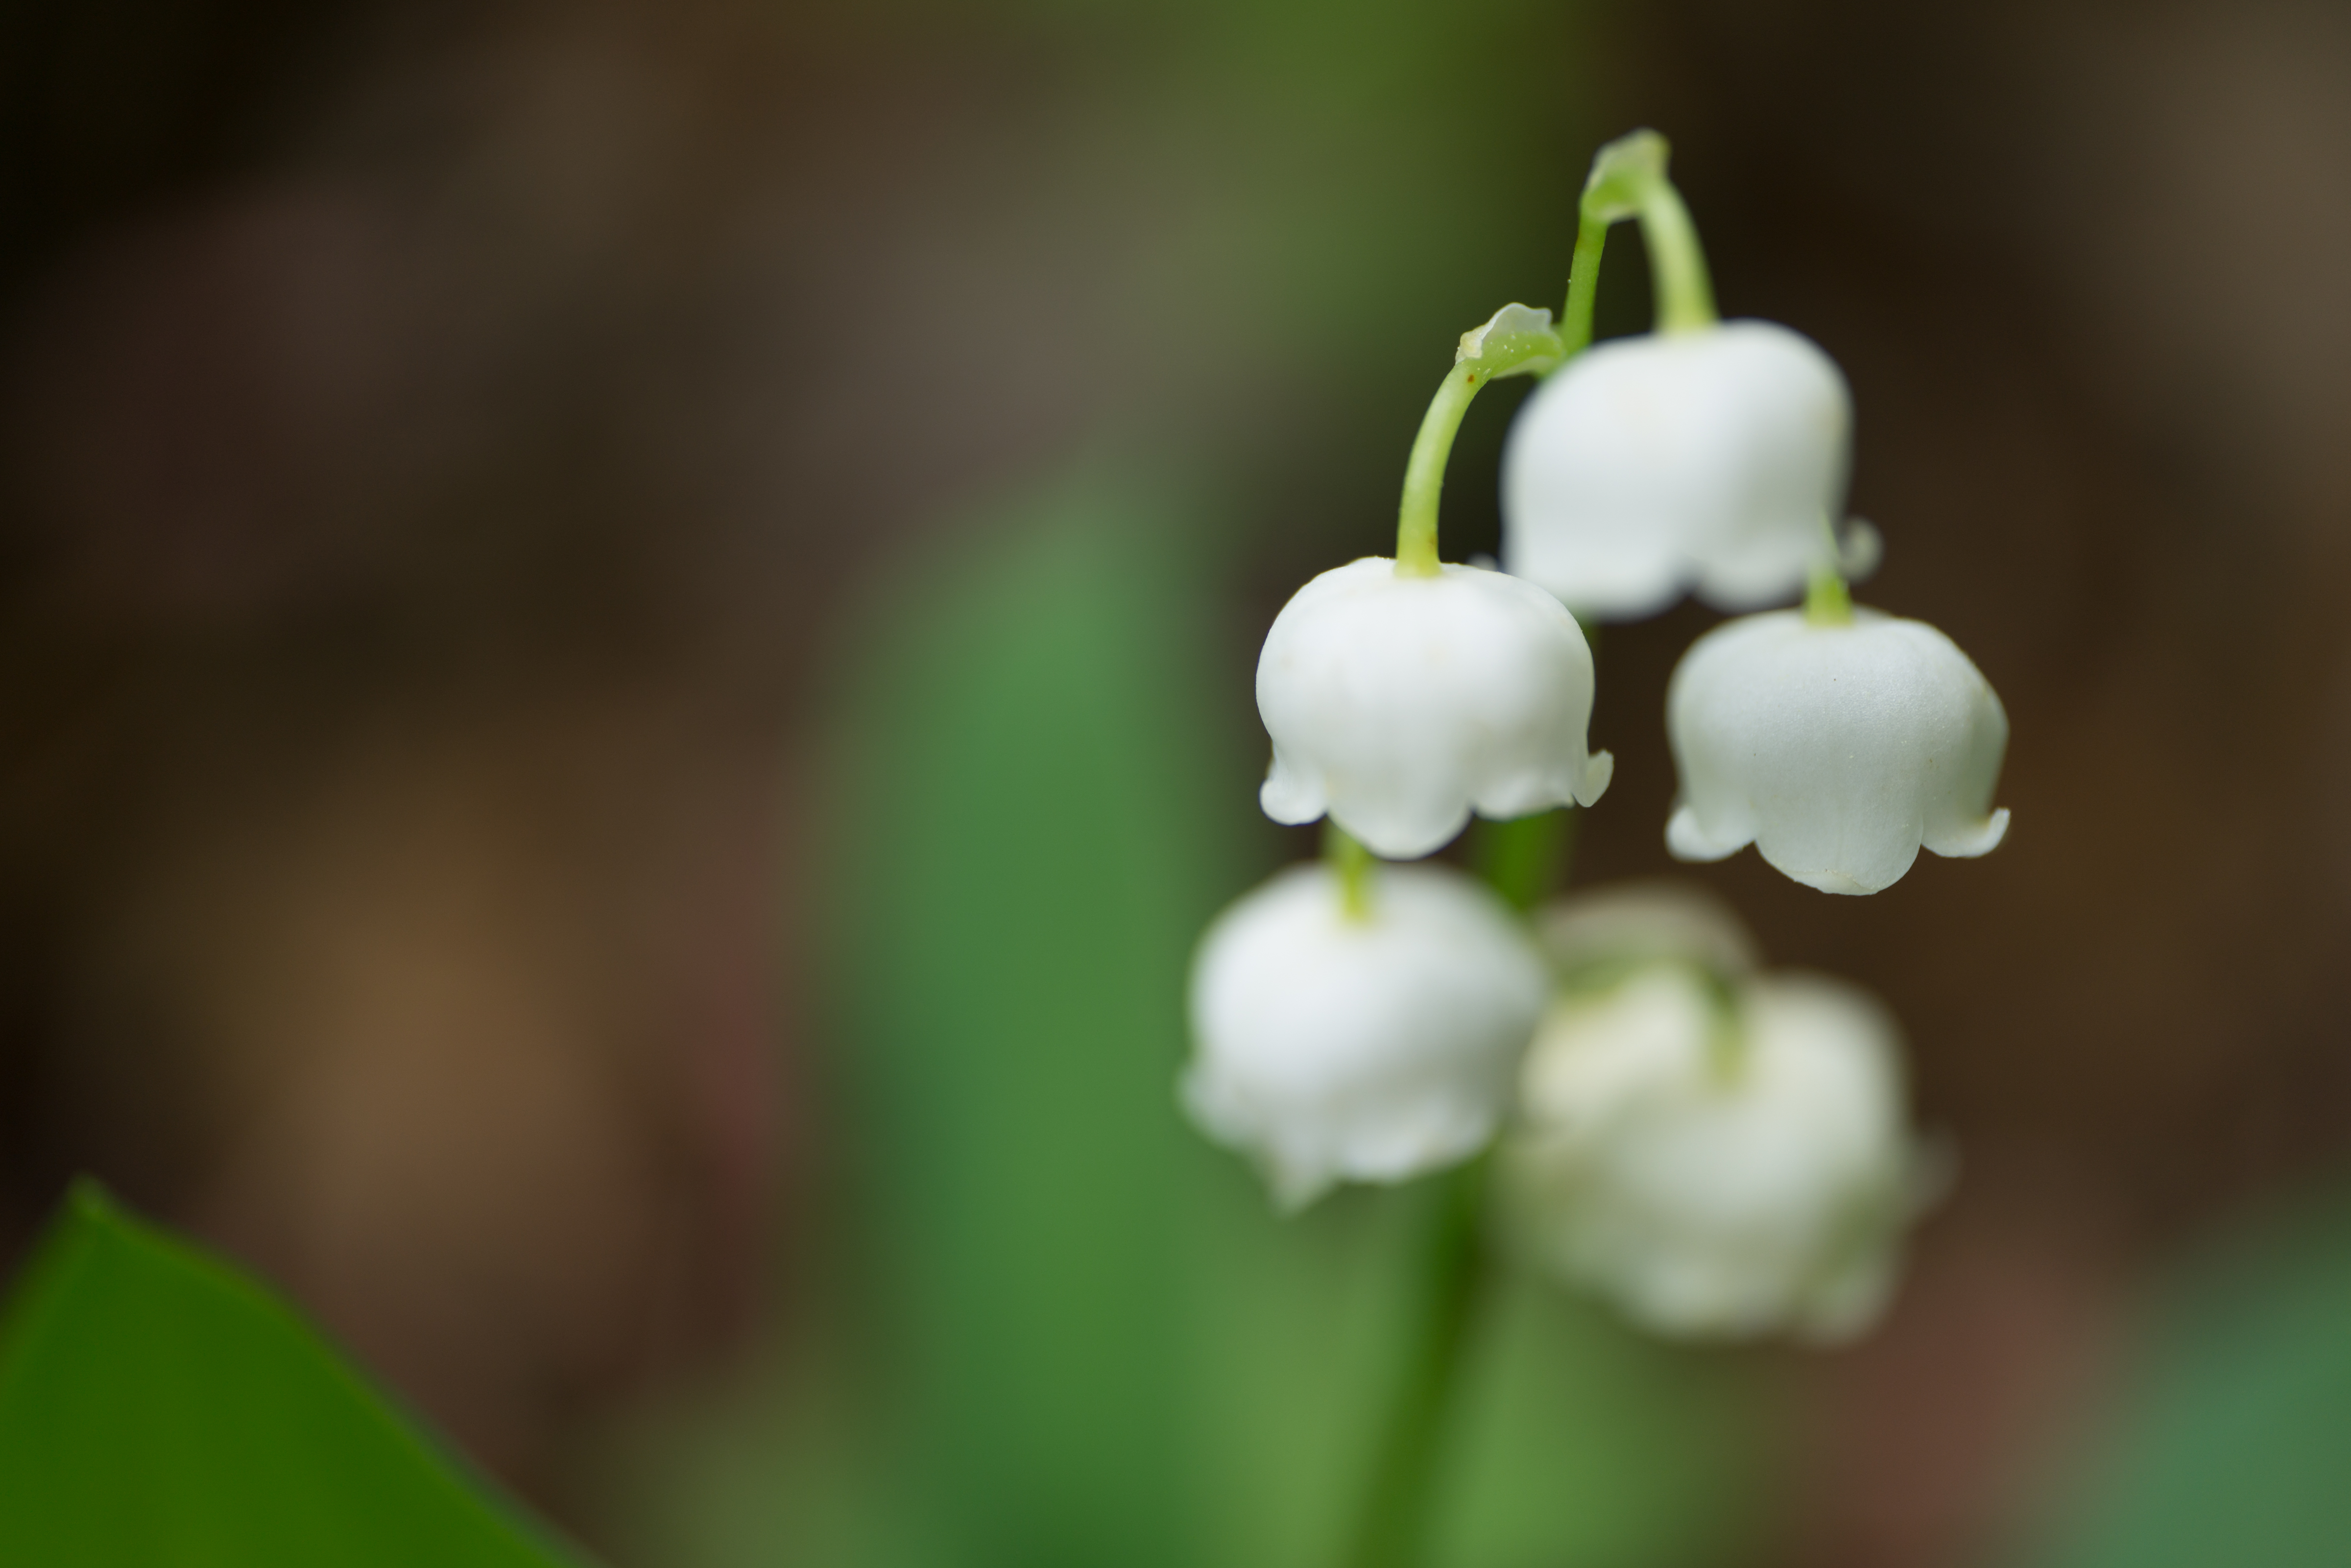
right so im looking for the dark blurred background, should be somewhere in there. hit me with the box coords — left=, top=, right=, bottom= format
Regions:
left=3, top=1, right=2349, bottom=1565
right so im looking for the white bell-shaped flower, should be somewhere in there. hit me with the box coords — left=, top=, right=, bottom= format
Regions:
left=1257, top=558, right=1613, bottom=859
left=1501, top=321, right=1855, bottom=619
left=1185, top=861, right=1547, bottom=1210
left=1666, top=608, right=2010, bottom=895
left=1506, top=964, right=1933, bottom=1342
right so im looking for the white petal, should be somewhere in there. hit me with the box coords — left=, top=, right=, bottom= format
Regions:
left=1663, top=801, right=1748, bottom=864
left=1186, top=862, right=1548, bottom=1207
left=1258, top=750, right=1327, bottom=826
left=1665, top=609, right=2010, bottom=895
left=1502, top=321, right=1851, bottom=620
left=1254, top=558, right=1611, bottom=859
left=1836, top=518, right=1884, bottom=582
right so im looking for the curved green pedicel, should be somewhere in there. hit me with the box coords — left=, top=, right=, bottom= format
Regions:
left=1394, top=305, right=1567, bottom=577
left=1325, top=821, right=1379, bottom=920
left=1560, top=129, right=1720, bottom=355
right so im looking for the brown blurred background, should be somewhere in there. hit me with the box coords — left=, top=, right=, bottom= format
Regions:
left=2, top=0, right=2348, bottom=1564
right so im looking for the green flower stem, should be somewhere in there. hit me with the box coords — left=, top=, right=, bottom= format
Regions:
left=1395, top=307, right=1567, bottom=575
left=1560, top=129, right=1719, bottom=353
left=1336, top=757, right=1594, bottom=1568
left=1394, top=361, right=1482, bottom=577
left=1473, top=807, right=1578, bottom=915
left=1633, top=176, right=1717, bottom=334
left=1804, top=564, right=1854, bottom=626
left=1698, top=963, right=1749, bottom=1084
left=1338, top=1155, right=1493, bottom=1568
left=1559, top=208, right=1612, bottom=360
left=1805, top=516, right=1854, bottom=624
left=1326, top=821, right=1376, bottom=919
left=1470, top=621, right=1597, bottom=912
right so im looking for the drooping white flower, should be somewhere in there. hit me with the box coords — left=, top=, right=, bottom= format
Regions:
left=1666, top=608, right=2010, bottom=895
left=1257, top=558, right=1613, bottom=859
left=1501, top=321, right=1859, bottom=620
left=1185, top=861, right=1547, bottom=1209
left=1506, top=963, right=1934, bottom=1342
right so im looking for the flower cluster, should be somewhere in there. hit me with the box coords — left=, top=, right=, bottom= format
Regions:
left=1182, top=129, right=2004, bottom=1345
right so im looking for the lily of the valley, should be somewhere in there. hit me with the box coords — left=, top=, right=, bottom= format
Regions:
left=1502, top=321, right=1859, bottom=620
left=1185, top=860, right=1547, bottom=1209
left=1257, top=558, right=1613, bottom=860
left=1666, top=607, right=2009, bottom=894
left=1506, top=962, right=1933, bottom=1341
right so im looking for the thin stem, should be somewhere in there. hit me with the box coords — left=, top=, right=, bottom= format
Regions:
left=1472, top=808, right=1578, bottom=915
left=1561, top=129, right=1719, bottom=354
left=1559, top=209, right=1610, bottom=360
left=1332, top=673, right=1600, bottom=1568
left=1396, top=307, right=1564, bottom=572
left=1804, top=515, right=1854, bottom=624
left=1697, top=963, right=1748, bottom=1085
left=1394, top=361, right=1481, bottom=577
left=1804, top=564, right=1853, bottom=626
left=1632, top=177, right=1716, bottom=334
left=1338, top=1158, right=1493, bottom=1568
left=1326, top=821, right=1375, bottom=920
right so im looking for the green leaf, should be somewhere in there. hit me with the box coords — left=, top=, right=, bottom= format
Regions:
left=2021, top=1188, right=2351, bottom=1568
left=0, top=1180, right=583, bottom=1568
left=824, top=475, right=1248, bottom=1568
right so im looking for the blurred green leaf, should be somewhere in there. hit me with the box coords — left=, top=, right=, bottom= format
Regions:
left=0, top=1181, right=580, bottom=1568
left=2023, top=1189, right=2351, bottom=1568
left=828, top=475, right=1245, bottom=1568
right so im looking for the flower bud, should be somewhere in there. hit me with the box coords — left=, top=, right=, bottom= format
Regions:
left=1185, top=861, right=1547, bottom=1210
left=1506, top=964, right=1932, bottom=1342
left=1257, top=559, right=1613, bottom=860
left=1666, top=608, right=2009, bottom=895
left=1501, top=321, right=1852, bottom=620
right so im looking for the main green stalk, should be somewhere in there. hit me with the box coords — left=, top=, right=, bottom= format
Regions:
left=1337, top=1157, right=1493, bottom=1568
left=1338, top=795, right=1591, bottom=1568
